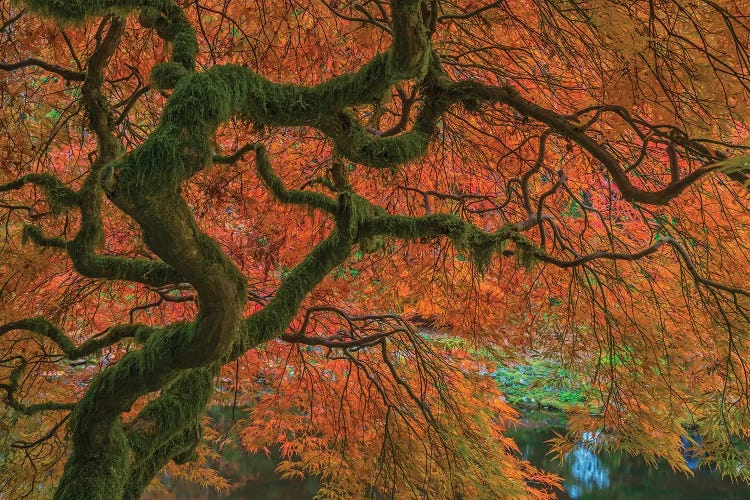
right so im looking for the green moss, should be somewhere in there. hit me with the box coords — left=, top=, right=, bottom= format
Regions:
left=127, top=368, right=212, bottom=457
left=124, top=425, right=202, bottom=500
left=53, top=420, right=131, bottom=500
left=171, top=28, right=198, bottom=70
left=358, top=212, right=544, bottom=274
left=254, top=145, right=338, bottom=213
left=0, top=173, right=79, bottom=213
left=137, top=6, right=160, bottom=27
left=235, top=224, right=354, bottom=354
left=23, top=0, right=170, bottom=23
left=21, top=224, right=68, bottom=248
left=150, top=62, right=188, bottom=90
left=327, top=111, right=433, bottom=168
left=24, top=1, right=197, bottom=78
left=14, top=1, right=467, bottom=498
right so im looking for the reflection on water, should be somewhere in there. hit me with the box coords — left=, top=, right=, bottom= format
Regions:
left=509, top=425, right=750, bottom=500
left=566, top=444, right=610, bottom=498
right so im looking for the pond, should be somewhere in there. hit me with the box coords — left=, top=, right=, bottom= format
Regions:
left=508, top=424, right=750, bottom=499
left=157, top=410, right=750, bottom=499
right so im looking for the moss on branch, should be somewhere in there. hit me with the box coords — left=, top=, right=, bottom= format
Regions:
left=0, top=318, right=152, bottom=360
left=0, top=320, right=150, bottom=418
left=123, top=424, right=203, bottom=499
left=125, top=368, right=212, bottom=456
left=0, top=361, right=76, bottom=415
left=360, top=212, right=543, bottom=272
left=23, top=0, right=166, bottom=21
left=21, top=221, right=183, bottom=286
left=24, top=0, right=196, bottom=87
left=254, top=144, right=338, bottom=213
left=232, top=194, right=357, bottom=355
left=123, top=369, right=213, bottom=498
left=12, top=1, right=444, bottom=498
left=0, top=173, right=79, bottom=213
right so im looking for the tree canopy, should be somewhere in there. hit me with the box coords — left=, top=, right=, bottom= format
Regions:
left=2, top=0, right=750, bottom=498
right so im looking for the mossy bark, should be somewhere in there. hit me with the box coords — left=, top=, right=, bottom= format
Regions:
left=9, top=1, right=433, bottom=498
left=7, top=1, right=542, bottom=498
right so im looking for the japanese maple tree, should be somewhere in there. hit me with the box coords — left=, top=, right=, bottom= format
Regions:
left=2, top=0, right=750, bottom=498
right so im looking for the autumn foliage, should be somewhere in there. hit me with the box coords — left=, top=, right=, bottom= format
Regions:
left=2, top=0, right=750, bottom=498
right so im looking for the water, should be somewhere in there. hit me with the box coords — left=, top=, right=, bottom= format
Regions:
left=509, top=424, right=750, bottom=499
left=157, top=446, right=319, bottom=499
left=159, top=411, right=750, bottom=499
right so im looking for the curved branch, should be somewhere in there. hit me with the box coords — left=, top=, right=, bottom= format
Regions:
left=21, top=224, right=68, bottom=249
left=18, top=222, right=183, bottom=286
left=449, top=82, right=746, bottom=204
left=282, top=306, right=412, bottom=348
left=437, top=1, right=504, bottom=23
left=663, top=237, right=750, bottom=298
left=212, top=142, right=255, bottom=164
left=0, top=319, right=152, bottom=360
left=11, top=413, right=72, bottom=448
left=0, top=359, right=75, bottom=415
left=254, top=144, right=338, bottom=213
left=232, top=195, right=357, bottom=357
left=0, top=58, right=86, bottom=81
left=0, top=174, right=79, bottom=213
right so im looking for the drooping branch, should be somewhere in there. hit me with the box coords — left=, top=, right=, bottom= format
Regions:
left=0, top=8, right=26, bottom=34
left=0, top=318, right=153, bottom=360
left=358, top=205, right=750, bottom=303
left=1, top=384, right=75, bottom=415
left=281, top=306, right=412, bottom=348
left=329, top=67, right=750, bottom=201
left=10, top=413, right=72, bottom=449
left=663, top=236, right=750, bottom=299
left=0, top=24, right=184, bottom=288
left=439, top=81, right=750, bottom=204
left=0, top=357, right=76, bottom=415
left=13, top=217, right=183, bottom=287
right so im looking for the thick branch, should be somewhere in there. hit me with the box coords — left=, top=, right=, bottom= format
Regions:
left=359, top=211, right=530, bottom=270
left=0, top=318, right=152, bottom=360
left=19, top=222, right=183, bottom=286
left=123, top=368, right=212, bottom=499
